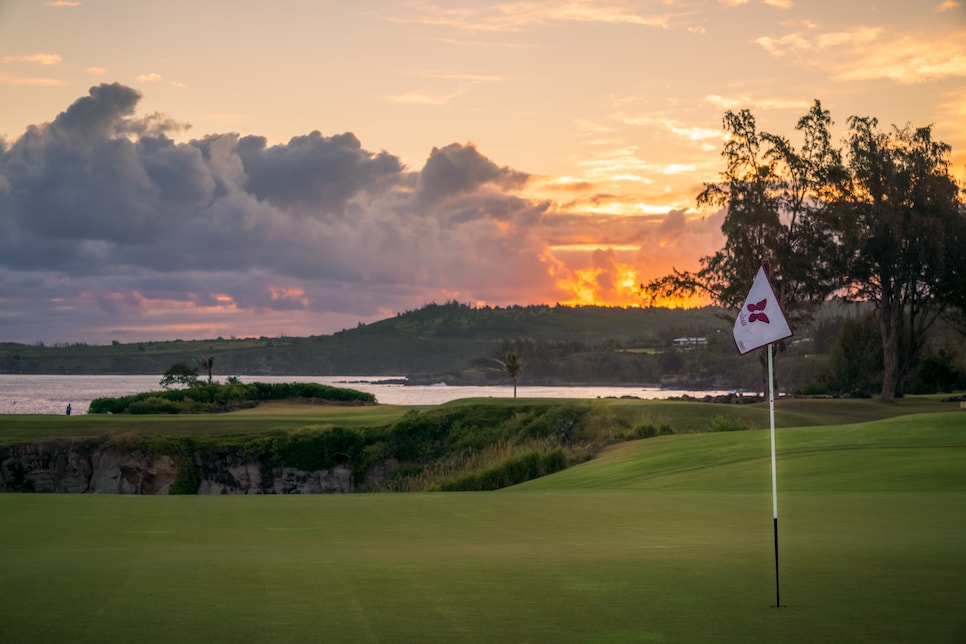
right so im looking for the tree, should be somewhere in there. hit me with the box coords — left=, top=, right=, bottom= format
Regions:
left=826, top=313, right=883, bottom=396
left=834, top=118, right=964, bottom=401
left=645, top=101, right=965, bottom=402
left=643, top=101, right=845, bottom=327
left=642, top=102, right=846, bottom=399
left=200, top=356, right=214, bottom=386
left=160, top=362, right=200, bottom=389
left=498, top=350, right=524, bottom=398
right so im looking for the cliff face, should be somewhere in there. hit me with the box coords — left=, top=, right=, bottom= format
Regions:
left=0, top=441, right=354, bottom=494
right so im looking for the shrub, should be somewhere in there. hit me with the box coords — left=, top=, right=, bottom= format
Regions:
left=436, top=448, right=568, bottom=491
left=629, top=423, right=674, bottom=439
left=705, top=414, right=750, bottom=432
left=88, top=381, right=375, bottom=414
left=127, top=396, right=183, bottom=415
left=145, top=436, right=199, bottom=495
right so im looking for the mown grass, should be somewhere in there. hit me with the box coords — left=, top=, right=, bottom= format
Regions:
left=1, top=406, right=964, bottom=642
left=0, top=401, right=415, bottom=443
left=515, top=411, right=966, bottom=492
left=1, top=395, right=956, bottom=444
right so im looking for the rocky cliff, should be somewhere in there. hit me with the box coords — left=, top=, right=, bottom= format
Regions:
left=0, top=441, right=356, bottom=494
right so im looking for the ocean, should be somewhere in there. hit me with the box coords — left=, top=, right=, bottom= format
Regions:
left=0, top=374, right=727, bottom=415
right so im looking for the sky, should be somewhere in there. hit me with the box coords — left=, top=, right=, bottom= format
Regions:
left=1, top=0, right=964, bottom=345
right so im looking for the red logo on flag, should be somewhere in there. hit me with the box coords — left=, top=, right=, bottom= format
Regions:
left=747, top=299, right=770, bottom=324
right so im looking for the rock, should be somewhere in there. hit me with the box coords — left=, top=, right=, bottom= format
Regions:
left=90, top=449, right=176, bottom=494
left=1, top=441, right=354, bottom=495
left=0, top=441, right=93, bottom=493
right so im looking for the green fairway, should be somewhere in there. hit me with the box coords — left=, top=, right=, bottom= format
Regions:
left=1, top=410, right=964, bottom=643
left=0, top=401, right=415, bottom=443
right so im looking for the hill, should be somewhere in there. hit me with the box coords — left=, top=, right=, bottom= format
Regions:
left=7, top=300, right=961, bottom=394
left=0, top=302, right=752, bottom=388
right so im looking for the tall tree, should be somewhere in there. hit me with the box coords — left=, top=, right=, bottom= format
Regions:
left=498, top=350, right=524, bottom=398
left=644, top=101, right=845, bottom=327
left=160, top=362, right=200, bottom=389
left=646, top=102, right=965, bottom=401
left=200, top=356, right=214, bottom=386
left=835, top=118, right=963, bottom=401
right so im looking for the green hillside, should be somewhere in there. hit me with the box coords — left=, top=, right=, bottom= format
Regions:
left=514, top=411, right=966, bottom=492
left=3, top=300, right=964, bottom=395
left=0, top=302, right=739, bottom=384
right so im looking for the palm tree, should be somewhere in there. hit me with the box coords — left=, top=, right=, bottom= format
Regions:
left=499, top=350, right=523, bottom=398
left=200, top=356, right=214, bottom=386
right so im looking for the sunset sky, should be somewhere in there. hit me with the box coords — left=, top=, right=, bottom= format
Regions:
left=1, top=0, right=964, bottom=344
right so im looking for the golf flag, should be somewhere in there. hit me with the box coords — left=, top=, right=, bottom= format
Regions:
left=733, top=265, right=793, bottom=355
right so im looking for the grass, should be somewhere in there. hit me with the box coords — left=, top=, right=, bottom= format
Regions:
left=1, top=404, right=964, bottom=642
left=515, top=411, right=966, bottom=492
left=0, top=401, right=414, bottom=443
left=0, top=395, right=957, bottom=444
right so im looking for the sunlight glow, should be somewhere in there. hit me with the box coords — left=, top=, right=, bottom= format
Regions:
left=550, top=244, right=640, bottom=252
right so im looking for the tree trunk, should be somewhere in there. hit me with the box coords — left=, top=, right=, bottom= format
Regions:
left=879, top=296, right=901, bottom=402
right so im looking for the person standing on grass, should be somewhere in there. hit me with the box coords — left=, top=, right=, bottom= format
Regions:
left=66, top=403, right=71, bottom=416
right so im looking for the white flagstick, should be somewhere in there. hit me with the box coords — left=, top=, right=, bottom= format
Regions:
left=768, top=343, right=783, bottom=608
left=732, top=264, right=792, bottom=607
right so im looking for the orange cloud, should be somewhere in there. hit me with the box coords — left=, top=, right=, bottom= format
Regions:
left=754, top=24, right=966, bottom=83
left=0, top=75, right=67, bottom=86
left=1, top=53, right=62, bottom=65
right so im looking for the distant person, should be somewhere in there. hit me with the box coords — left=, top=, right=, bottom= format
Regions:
left=66, top=403, right=71, bottom=416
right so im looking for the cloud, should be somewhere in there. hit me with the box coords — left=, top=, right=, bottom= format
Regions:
left=86, top=66, right=106, bottom=76
left=136, top=72, right=162, bottom=83
left=383, top=71, right=501, bottom=107
left=45, top=1, right=81, bottom=6
left=753, top=24, right=966, bottom=83
left=383, top=86, right=472, bottom=106
left=415, top=142, right=529, bottom=205
left=0, top=83, right=723, bottom=343
left=0, top=75, right=67, bottom=86
left=235, top=131, right=404, bottom=214
left=0, top=84, right=579, bottom=342
left=1, top=53, right=62, bottom=65
left=387, top=0, right=686, bottom=33
left=704, top=94, right=810, bottom=111
left=617, top=115, right=721, bottom=142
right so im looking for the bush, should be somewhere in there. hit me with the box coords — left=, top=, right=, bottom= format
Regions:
left=267, top=427, right=367, bottom=472
left=88, top=381, right=375, bottom=414
left=127, top=396, right=183, bottom=415
left=705, top=414, right=749, bottom=432
left=629, top=423, right=674, bottom=439
left=145, top=436, right=199, bottom=495
left=436, top=448, right=568, bottom=491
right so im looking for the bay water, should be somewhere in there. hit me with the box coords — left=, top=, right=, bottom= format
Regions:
left=0, top=374, right=728, bottom=415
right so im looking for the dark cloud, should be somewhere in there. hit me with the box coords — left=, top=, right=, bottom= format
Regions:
left=0, top=84, right=194, bottom=247
left=658, top=209, right=687, bottom=237
left=0, top=84, right=562, bottom=343
left=51, top=82, right=142, bottom=140
left=236, top=131, right=403, bottom=214
left=415, top=142, right=529, bottom=206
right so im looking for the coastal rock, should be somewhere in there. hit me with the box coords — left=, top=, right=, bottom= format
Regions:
left=0, top=441, right=93, bottom=493
left=90, top=449, right=176, bottom=494
left=268, top=465, right=352, bottom=494
left=0, top=442, right=354, bottom=494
